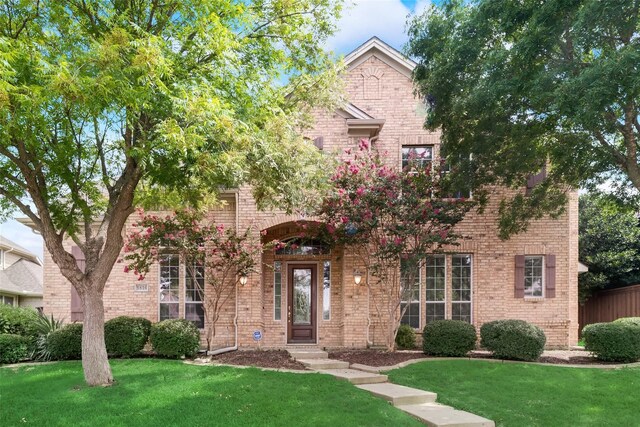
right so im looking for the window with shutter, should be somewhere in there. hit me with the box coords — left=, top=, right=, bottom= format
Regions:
left=70, top=246, right=85, bottom=321
left=313, top=136, right=324, bottom=150
left=514, top=255, right=525, bottom=298
left=526, top=164, right=547, bottom=195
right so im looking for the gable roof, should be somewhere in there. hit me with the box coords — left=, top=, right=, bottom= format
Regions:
left=0, top=235, right=41, bottom=265
left=343, top=37, right=417, bottom=79
left=0, top=258, right=43, bottom=296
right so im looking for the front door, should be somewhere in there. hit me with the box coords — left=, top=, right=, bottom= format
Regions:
left=288, top=264, right=317, bottom=343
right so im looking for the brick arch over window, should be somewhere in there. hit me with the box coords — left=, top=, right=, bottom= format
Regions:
left=257, top=215, right=321, bottom=233
left=260, top=219, right=324, bottom=244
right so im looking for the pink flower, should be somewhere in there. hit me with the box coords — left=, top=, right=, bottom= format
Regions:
left=356, top=187, right=365, bottom=196
left=394, top=237, right=402, bottom=245
left=260, top=229, right=267, bottom=236
left=124, top=266, right=130, bottom=273
left=216, top=224, right=225, bottom=234
left=138, top=275, right=144, bottom=281
left=358, top=139, right=369, bottom=150
left=344, top=148, right=352, bottom=155
left=439, top=230, right=449, bottom=239
left=380, top=237, right=387, bottom=246
left=341, top=216, right=349, bottom=224
left=326, top=224, right=336, bottom=235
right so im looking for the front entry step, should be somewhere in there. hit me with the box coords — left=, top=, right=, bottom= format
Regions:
left=287, top=349, right=328, bottom=360
left=298, top=359, right=350, bottom=370
left=318, top=369, right=388, bottom=385
left=356, top=383, right=437, bottom=406
left=398, top=403, right=495, bottom=427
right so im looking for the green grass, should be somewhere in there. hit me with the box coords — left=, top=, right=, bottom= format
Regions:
left=0, top=359, right=421, bottom=427
left=388, top=360, right=640, bottom=427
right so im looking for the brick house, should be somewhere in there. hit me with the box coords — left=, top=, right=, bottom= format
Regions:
left=32, top=37, right=579, bottom=350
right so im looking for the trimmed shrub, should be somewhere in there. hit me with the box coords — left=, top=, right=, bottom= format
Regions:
left=422, top=320, right=477, bottom=357
left=582, top=322, right=640, bottom=362
left=105, top=316, right=152, bottom=357
left=31, top=313, right=64, bottom=361
left=395, top=324, right=417, bottom=349
left=0, top=333, right=30, bottom=364
left=480, top=319, right=546, bottom=361
left=0, top=305, right=39, bottom=337
left=150, top=319, right=200, bottom=358
left=614, top=317, right=640, bottom=327
left=47, top=323, right=83, bottom=360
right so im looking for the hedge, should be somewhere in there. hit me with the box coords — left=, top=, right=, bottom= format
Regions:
left=105, top=316, right=152, bottom=357
left=395, top=324, right=417, bottom=349
left=582, top=322, right=640, bottom=362
left=480, top=319, right=546, bottom=361
left=422, top=320, right=477, bottom=357
left=614, top=317, right=640, bottom=327
left=47, top=323, right=83, bottom=360
left=0, top=305, right=39, bottom=337
left=0, top=333, right=30, bottom=364
left=150, top=319, right=200, bottom=358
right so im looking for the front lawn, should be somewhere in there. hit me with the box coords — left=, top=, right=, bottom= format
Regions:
left=0, top=359, right=421, bottom=426
left=388, top=360, right=640, bottom=427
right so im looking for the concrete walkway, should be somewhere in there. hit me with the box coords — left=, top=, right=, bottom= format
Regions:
left=287, top=349, right=495, bottom=427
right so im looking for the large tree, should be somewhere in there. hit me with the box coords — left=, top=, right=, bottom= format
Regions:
left=579, top=193, right=640, bottom=303
left=0, top=0, right=342, bottom=385
left=408, top=0, right=640, bottom=237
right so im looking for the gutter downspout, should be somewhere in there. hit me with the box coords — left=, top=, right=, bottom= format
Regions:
left=206, top=191, right=241, bottom=356
left=365, top=269, right=373, bottom=348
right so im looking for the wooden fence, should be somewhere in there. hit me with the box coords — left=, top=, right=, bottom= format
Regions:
left=579, top=284, right=640, bottom=333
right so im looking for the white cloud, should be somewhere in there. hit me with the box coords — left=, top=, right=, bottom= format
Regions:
left=326, top=0, right=431, bottom=55
left=0, top=219, right=43, bottom=260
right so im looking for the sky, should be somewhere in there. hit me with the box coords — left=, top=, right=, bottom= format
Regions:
left=0, top=0, right=431, bottom=261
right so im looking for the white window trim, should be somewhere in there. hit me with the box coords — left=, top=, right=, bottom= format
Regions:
left=322, top=260, right=331, bottom=321
left=425, top=255, right=447, bottom=324
left=400, top=145, right=434, bottom=171
left=158, top=253, right=180, bottom=322
left=401, top=259, right=422, bottom=330
left=524, top=255, right=545, bottom=299
left=274, top=261, right=282, bottom=321
left=450, top=254, right=473, bottom=324
left=184, top=259, right=205, bottom=329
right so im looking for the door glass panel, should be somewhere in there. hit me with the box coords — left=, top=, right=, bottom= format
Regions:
left=293, top=268, right=312, bottom=325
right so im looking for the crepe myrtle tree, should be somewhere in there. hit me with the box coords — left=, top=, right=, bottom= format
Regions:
left=315, top=140, right=474, bottom=350
left=408, top=0, right=640, bottom=238
left=123, top=210, right=262, bottom=352
left=0, top=0, right=342, bottom=385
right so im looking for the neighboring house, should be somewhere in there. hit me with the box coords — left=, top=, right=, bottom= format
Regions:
left=0, top=236, right=43, bottom=311
left=29, top=37, right=579, bottom=349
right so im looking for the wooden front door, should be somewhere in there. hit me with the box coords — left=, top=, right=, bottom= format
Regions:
left=288, top=264, right=317, bottom=343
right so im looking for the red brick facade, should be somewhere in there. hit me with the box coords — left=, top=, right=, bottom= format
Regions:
left=42, top=38, right=579, bottom=350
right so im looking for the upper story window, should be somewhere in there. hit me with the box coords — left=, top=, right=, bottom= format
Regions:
left=402, top=146, right=433, bottom=171
left=275, top=237, right=330, bottom=256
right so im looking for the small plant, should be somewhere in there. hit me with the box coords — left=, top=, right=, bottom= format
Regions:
left=47, top=323, right=83, bottom=360
left=150, top=319, right=200, bottom=359
left=0, top=333, right=30, bottom=364
left=423, top=320, right=477, bottom=357
left=31, top=313, right=65, bottom=361
left=480, top=319, right=546, bottom=361
left=395, top=324, right=417, bottom=349
left=105, top=316, right=152, bottom=357
left=582, top=322, right=640, bottom=362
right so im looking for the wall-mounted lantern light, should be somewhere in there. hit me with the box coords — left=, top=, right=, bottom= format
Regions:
left=239, top=275, right=248, bottom=286
left=354, top=269, right=363, bottom=285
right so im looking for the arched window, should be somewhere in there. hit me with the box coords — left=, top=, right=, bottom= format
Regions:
left=275, top=237, right=330, bottom=255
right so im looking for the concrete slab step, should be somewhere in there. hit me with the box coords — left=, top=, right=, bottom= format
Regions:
left=287, top=349, right=328, bottom=360
left=356, top=383, right=437, bottom=406
left=318, top=369, right=388, bottom=385
left=298, top=359, right=350, bottom=370
left=398, top=403, right=495, bottom=427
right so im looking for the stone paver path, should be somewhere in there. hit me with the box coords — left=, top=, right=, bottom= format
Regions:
left=287, top=349, right=495, bottom=427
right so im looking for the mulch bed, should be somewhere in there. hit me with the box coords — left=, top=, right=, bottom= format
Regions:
left=210, top=350, right=306, bottom=370
left=329, top=350, right=428, bottom=367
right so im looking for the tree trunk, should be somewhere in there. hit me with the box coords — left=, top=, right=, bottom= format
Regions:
left=81, top=287, right=113, bottom=386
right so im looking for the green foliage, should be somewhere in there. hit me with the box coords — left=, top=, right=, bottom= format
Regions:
left=579, top=193, right=640, bottom=302
left=408, top=1, right=640, bottom=237
left=614, top=317, right=640, bottom=327
left=0, top=305, right=39, bottom=337
left=583, top=322, right=640, bottom=362
left=480, top=319, right=546, bottom=361
left=105, top=316, right=152, bottom=358
left=395, top=324, right=417, bottom=350
left=47, top=323, right=83, bottom=361
left=150, top=319, right=200, bottom=359
left=422, top=320, right=476, bottom=357
left=31, top=312, right=65, bottom=361
left=0, top=333, right=30, bottom=364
